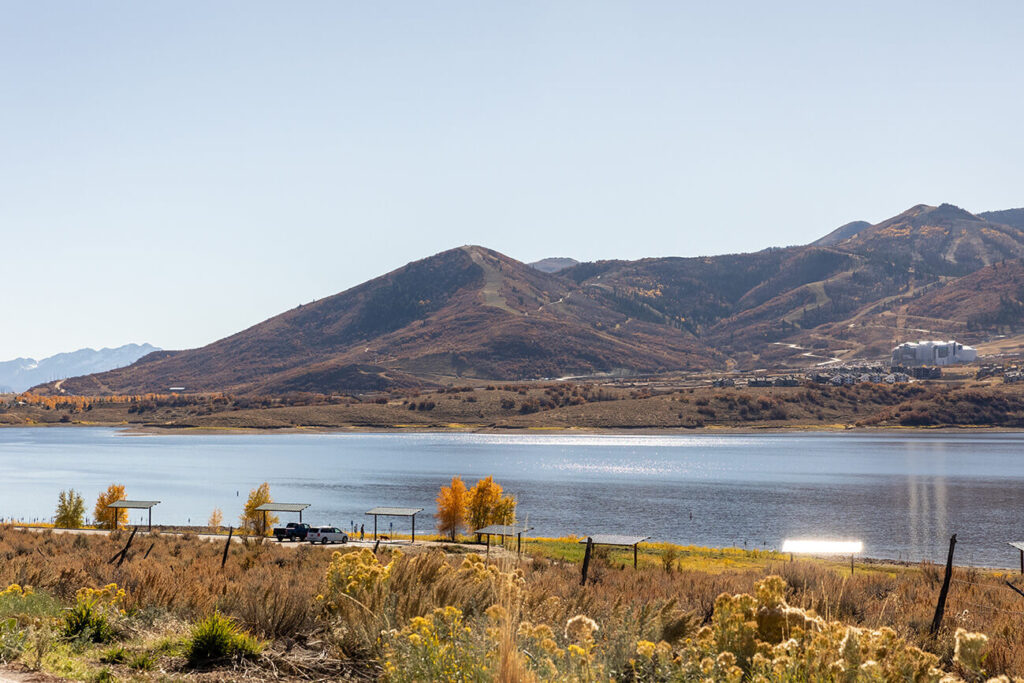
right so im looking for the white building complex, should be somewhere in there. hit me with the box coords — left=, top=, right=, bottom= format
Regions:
left=890, top=340, right=978, bottom=367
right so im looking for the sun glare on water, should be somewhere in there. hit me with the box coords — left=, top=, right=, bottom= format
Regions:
left=782, top=539, right=864, bottom=555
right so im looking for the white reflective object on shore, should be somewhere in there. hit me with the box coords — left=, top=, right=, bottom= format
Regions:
left=782, top=539, right=863, bottom=554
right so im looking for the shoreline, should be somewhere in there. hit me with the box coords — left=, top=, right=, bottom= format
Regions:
left=6, top=422, right=1024, bottom=436
left=6, top=524, right=1014, bottom=571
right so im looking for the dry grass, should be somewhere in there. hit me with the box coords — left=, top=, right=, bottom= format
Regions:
left=0, top=527, right=1022, bottom=679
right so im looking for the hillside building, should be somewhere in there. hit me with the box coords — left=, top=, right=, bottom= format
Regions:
left=890, top=340, right=977, bottom=367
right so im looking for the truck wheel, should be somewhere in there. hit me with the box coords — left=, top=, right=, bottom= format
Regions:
left=321, top=538, right=328, bottom=545
left=276, top=536, right=282, bottom=542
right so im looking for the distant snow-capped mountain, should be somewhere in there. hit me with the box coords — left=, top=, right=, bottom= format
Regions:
left=0, top=344, right=160, bottom=393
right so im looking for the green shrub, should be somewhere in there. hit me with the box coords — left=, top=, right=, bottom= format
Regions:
left=60, top=584, right=125, bottom=644
left=187, top=612, right=262, bottom=664
left=61, top=602, right=114, bottom=643
left=127, top=651, right=156, bottom=670
left=0, top=584, right=61, bottom=624
left=0, top=618, right=27, bottom=663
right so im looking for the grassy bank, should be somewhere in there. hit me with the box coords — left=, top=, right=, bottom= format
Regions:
left=0, top=527, right=1019, bottom=680
left=8, top=379, right=1024, bottom=432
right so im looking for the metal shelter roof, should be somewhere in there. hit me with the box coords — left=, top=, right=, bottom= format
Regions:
left=475, top=524, right=533, bottom=535
left=580, top=534, right=649, bottom=546
left=1009, top=542, right=1024, bottom=552
left=365, top=507, right=423, bottom=516
left=255, top=503, right=310, bottom=513
left=107, top=500, right=160, bottom=509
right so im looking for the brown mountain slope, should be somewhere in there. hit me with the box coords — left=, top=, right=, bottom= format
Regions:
left=979, top=208, right=1024, bottom=231
left=835, top=203, right=1024, bottom=276
left=58, top=246, right=716, bottom=395
left=50, top=203, right=1024, bottom=393
left=811, top=220, right=870, bottom=247
left=557, top=204, right=1024, bottom=366
left=906, top=259, right=1024, bottom=330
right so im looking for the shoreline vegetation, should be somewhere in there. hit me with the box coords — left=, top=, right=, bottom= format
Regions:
left=7, top=375, right=1024, bottom=433
left=0, top=525, right=1019, bottom=680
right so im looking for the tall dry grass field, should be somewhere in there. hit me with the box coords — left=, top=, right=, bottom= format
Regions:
left=0, top=527, right=1019, bottom=680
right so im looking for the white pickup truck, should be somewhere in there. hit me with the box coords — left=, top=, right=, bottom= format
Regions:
left=307, top=526, right=349, bottom=545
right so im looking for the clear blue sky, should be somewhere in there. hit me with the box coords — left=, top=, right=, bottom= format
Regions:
left=2, top=2, right=1023, bottom=359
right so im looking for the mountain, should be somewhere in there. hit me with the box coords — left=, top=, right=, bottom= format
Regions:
left=980, top=208, right=1024, bottom=231
left=834, top=203, right=1024, bottom=275
left=906, top=259, right=1024, bottom=330
left=529, top=257, right=579, bottom=273
left=57, top=247, right=713, bottom=395
left=558, top=203, right=1024, bottom=365
left=47, top=203, right=1024, bottom=394
left=811, top=220, right=870, bottom=247
left=0, top=344, right=159, bottom=393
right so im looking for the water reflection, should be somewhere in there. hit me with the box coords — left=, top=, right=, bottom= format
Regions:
left=1, top=428, right=1024, bottom=567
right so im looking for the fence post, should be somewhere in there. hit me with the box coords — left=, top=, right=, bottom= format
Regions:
left=580, top=537, right=594, bottom=586
left=221, top=527, right=233, bottom=568
left=108, top=527, right=137, bottom=566
left=930, top=534, right=957, bottom=635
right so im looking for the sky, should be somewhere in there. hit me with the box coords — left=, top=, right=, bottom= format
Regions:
left=2, top=2, right=1023, bottom=359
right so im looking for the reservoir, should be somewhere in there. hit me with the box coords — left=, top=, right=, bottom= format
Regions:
left=1, top=428, right=1022, bottom=567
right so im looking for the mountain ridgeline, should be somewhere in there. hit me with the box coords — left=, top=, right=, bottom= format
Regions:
left=0, top=344, right=159, bottom=393
left=49, top=203, right=1024, bottom=395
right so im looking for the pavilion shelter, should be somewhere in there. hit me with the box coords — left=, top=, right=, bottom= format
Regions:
left=106, top=500, right=161, bottom=532
left=254, top=503, right=310, bottom=536
left=365, top=507, right=424, bottom=543
left=1010, top=542, right=1024, bottom=574
left=475, top=523, right=533, bottom=556
left=579, top=534, right=650, bottom=569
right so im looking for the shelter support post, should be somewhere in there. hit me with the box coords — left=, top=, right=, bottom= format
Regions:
left=374, top=515, right=378, bottom=541
left=517, top=532, right=521, bottom=557
left=412, top=514, right=415, bottom=543
left=1020, top=549, right=1023, bottom=576
left=633, top=543, right=638, bottom=569
left=148, top=508, right=152, bottom=533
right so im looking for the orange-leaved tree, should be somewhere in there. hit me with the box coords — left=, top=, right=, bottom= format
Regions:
left=94, top=484, right=127, bottom=530
left=436, top=475, right=469, bottom=541
left=240, top=482, right=277, bottom=535
left=466, top=476, right=517, bottom=532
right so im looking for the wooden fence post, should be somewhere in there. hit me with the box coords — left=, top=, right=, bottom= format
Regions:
left=930, top=534, right=957, bottom=635
left=580, top=537, right=594, bottom=586
left=108, top=527, right=137, bottom=566
left=221, top=527, right=233, bottom=568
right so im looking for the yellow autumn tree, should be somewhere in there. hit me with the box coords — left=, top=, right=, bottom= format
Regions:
left=492, top=494, right=517, bottom=526
left=466, top=476, right=516, bottom=532
left=94, top=484, right=127, bottom=530
left=435, top=476, right=469, bottom=541
left=208, top=507, right=223, bottom=531
left=240, top=482, right=277, bottom=535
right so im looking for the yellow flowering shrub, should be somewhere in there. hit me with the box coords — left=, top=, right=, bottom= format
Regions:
left=322, top=548, right=400, bottom=605
left=62, top=583, right=127, bottom=643
left=383, top=606, right=489, bottom=682
left=0, top=584, right=33, bottom=599
left=628, top=576, right=995, bottom=683
left=75, top=583, right=126, bottom=616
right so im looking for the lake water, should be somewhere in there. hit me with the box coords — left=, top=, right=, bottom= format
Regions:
left=1, top=428, right=1022, bottom=567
